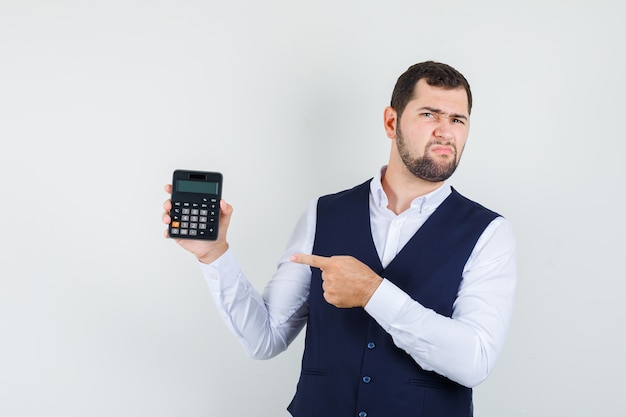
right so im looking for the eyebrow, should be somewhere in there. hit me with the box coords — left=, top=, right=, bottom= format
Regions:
left=418, top=106, right=468, bottom=121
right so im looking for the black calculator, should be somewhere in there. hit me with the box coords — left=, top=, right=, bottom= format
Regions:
left=168, top=170, right=223, bottom=240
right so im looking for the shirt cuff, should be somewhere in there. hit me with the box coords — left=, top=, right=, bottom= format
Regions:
left=365, top=278, right=419, bottom=329
left=199, top=247, right=241, bottom=289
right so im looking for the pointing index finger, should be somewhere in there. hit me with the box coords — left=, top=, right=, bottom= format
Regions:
left=290, top=254, right=329, bottom=269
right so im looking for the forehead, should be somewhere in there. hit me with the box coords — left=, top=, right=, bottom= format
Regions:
left=409, top=79, right=469, bottom=115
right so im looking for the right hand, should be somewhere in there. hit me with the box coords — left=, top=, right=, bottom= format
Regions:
left=162, top=183, right=233, bottom=264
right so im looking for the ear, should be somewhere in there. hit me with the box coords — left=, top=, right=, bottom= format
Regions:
left=383, top=106, right=397, bottom=140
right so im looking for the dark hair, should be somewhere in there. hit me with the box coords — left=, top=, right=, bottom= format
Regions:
left=390, top=61, right=472, bottom=117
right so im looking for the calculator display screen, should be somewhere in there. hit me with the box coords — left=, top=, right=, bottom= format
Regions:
left=176, top=180, right=219, bottom=194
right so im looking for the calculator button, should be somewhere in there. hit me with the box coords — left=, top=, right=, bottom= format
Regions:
left=171, top=198, right=218, bottom=239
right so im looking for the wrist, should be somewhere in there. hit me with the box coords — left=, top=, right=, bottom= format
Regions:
left=362, top=275, right=383, bottom=307
left=197, top=242, right=229, bottom=264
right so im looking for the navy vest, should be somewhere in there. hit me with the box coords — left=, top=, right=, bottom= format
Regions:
left=287, top=180, right=500, bottom=417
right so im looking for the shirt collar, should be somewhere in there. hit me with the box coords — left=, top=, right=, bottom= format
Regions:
left=370, top=166, right=452, bottom=214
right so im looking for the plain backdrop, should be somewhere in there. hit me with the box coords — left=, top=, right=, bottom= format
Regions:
left=1, top=0, right=625, bottom=416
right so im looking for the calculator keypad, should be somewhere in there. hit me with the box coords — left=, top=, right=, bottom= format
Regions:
left=169, top=197, right=219, bottom=239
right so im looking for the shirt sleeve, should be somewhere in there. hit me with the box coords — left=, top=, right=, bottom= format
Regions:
left=364, top=216, right=517, bottom=388
left=199, top=199, right=318, bottom=359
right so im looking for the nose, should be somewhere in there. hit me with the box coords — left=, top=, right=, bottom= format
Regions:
left=434, top=122, right=454, bottom=141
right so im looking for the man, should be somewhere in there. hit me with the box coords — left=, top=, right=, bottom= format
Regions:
left=162, top=61, right=516, bottom=417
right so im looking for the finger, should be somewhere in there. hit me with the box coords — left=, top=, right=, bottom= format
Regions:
left=164, top=183, right=172, bottom=194
left=163, top=198, right=172, bottom=212
left=290, top=254, right=330, bottom=269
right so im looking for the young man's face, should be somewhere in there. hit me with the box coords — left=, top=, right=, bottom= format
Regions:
left=387, top=79, right=470, bottom=182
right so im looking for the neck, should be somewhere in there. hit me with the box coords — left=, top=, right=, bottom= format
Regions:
left=382, top=162, right=444, bottom=215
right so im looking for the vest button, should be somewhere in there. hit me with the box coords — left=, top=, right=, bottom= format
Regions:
left=367, top=342, right=376, bottom=349
left=362, top=375, right=371, bottom=383
left=358, top=412, right=367, bottom=417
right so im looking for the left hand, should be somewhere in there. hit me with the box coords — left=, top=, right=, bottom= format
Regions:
left=290, top=254, right=383, bottom=308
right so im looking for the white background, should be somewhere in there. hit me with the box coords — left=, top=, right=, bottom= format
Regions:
left=1, top=0, right=625, bottom=416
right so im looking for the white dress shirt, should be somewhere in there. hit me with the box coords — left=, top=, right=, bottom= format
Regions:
left=201, top=167, right=517, bottom=388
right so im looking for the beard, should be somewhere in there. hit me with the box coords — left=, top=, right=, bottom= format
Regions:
left=396, top=128, right=461, bottom=182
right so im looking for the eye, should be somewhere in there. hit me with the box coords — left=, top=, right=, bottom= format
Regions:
left=420, top=112, right=435, bottom=119
left=452, top=118, right=465, bottom=125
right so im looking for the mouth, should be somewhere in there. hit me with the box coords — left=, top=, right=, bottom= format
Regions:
left=429, top=144, right=455, bottom=156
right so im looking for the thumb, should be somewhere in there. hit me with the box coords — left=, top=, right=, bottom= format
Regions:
left=219, top=199, right=233, bottom=219
left=216, top=199, right=233, bottom=240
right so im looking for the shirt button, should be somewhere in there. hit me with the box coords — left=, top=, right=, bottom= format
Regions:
left=362, top=376, right=371, bottom=383
left=358, top=412, right=367, bottom=417
left=367, top=342, right=376, bottom=349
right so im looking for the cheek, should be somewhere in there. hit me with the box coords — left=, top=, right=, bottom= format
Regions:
left=400, top=123, right=431, bottom=143
left=455, top=136, right=468, bottom=156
